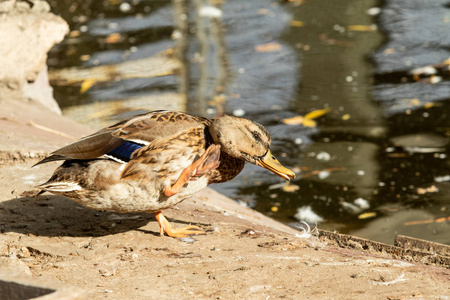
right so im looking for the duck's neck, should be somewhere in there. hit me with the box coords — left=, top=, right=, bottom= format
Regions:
left=207, top=151, right=245, bottom=184
left=204, top=124, right=245, bottom=183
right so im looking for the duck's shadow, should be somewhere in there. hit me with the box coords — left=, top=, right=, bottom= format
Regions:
left=0, top=194, right=205, bottom=237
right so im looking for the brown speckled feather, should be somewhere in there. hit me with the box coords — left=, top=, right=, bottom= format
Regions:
left=120, top=126, right=207, bottom=184
left=110, top=111, right=210, bottom=144
left=34, top=111, right=211, bottom=166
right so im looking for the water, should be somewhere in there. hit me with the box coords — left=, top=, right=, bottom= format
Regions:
left=47, top=0, right=449, bottom=245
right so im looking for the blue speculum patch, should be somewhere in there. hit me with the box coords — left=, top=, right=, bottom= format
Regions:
left=107, top=141, right=143, bottom=162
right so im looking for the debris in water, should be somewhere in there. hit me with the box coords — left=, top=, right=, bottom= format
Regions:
left=198, top=6, right=222, bottom=18
left=294, top=206, right=324, bottom=223
left=358, top=212, right=377, bottom=219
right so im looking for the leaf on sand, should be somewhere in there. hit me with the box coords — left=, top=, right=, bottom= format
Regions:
left=80, top=79, right=96, bottom=93
left=358, top=212, right=377, bottom=219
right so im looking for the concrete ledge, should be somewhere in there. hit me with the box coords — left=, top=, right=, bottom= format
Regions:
left=0, top=271, right=85, bottom=300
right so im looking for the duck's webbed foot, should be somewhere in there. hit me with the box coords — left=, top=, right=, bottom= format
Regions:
left=163, top=144, right=220, bottom=197
left=154, top=211, right=205, bottom=238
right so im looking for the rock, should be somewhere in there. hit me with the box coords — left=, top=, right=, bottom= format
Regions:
left=0, top=0, right=69, bottom=114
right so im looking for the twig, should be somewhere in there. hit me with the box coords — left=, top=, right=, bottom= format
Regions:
left=28, top=120, right=76, bottom=140
left=404, top=216, right=450, bottom=226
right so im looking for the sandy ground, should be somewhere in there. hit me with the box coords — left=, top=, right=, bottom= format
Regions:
left=0, top=1, right=448, bottom=299
left=0, top=78, right=449, bottom=300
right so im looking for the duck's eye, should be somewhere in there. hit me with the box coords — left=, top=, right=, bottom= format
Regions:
left=252, top=131, right=261, bottom=141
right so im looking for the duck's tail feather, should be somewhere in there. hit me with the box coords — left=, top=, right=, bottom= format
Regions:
left=38, top=181, right=82, bottom=193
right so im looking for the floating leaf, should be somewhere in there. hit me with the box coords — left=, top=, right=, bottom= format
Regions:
left=358, top=212, right=377, bottom=219
left=409, top=98, right=421, bottom=106
left=281, top=108, right=330, bottom=126
left=282, top=115, right=304, bottom=125
left=255, top=43, right=282, bottom=53
left=291, top=20, right=305, bottom=27
left=417, top=185, right=439, bottom=194
left=104, top=33, right=123, bottom=44
left=304, top=108, right=331, bottom=120
left=302, top=119, right=317, bottom=127
left=80, top=79, right=96, bottom=93
left=423, top=102, right=438, bottom=109
left=404, top=216, right=450, bottom=226
left=347, top=25, right=377, bottom=32
left=282, top=183, right=300, bottom=192
left=80, top=54, right=91, bottom=62
left=69, top=30, right=81, bottom=38
left=429, top=75, right=442, bottom=84
left=342, top=114, right=351, bottom=121
left=442, top=58, right=450, bottom=65
left=257, top=8, right=270, bottom=15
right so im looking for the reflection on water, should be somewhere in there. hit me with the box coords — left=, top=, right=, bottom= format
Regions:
left=47, top=0, right=449, bottom=245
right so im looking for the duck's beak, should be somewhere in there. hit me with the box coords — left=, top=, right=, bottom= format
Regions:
left=256, top=150, right=296, bottom=181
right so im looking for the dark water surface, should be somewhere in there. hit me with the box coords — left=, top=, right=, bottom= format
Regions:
left=47, top=0, right=449, bottom=245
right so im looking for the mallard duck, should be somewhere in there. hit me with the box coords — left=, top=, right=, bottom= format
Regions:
left=34, top=110, right=295, bottom=237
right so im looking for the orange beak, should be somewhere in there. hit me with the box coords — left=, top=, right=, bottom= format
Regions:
left=256, top=150, right=296, bottom=181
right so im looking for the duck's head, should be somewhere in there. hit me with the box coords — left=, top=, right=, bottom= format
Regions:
left=209, top=115, right=296, bottom=181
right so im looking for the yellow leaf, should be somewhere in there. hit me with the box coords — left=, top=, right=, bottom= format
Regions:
left=342, top=114, right=351, bottom=121
left=255, top=43, right=282, bottom=53
left=358, top=212, right=377, bottom=219
left=302, top=119, right=317, bottom=127
left=423, top=102, right=442, bottom=109
left=304, top=108, right=331, bottom=120
left=69, top=30, right=81, bottom=38
left=282, top=115, right=304, bottom=125
left=282, top=184, right=299, bottom=192
left=271, top=206, right=279, bottom=212
left=417, top=185, right=438, bottom=194
left=410, top=98, right=421, bottom=106
left=384, top=48, right=396, bottom=54
left=347, top=25, right=377, bottom=32
left=80, top=54, right=91, bottom=62
left=80, top=79, right=96, bottom=93
left=291, top=20, right=305, bottom=27
left=104, top=33, right=123, bottom=44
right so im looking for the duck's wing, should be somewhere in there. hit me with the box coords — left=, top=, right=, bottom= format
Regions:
left=110, top=110, right=210, bottom=145
left=34, top=111, right=211, bottom=166
left=119, top=125, right=209, bottom=181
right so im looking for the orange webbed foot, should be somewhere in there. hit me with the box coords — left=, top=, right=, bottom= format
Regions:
left=154, top=211, right=205, bottom=238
